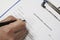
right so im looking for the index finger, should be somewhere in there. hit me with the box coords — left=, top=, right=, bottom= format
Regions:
left=1, top=19, right=26, bottom=33
left=0, top=16, right=17, bottom=22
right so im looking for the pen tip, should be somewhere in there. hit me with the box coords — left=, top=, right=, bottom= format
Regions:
left=23, top=20, right=26, bottom=22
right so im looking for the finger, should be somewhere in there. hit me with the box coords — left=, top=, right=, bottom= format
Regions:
left=18, top=32, right=28, bottom=40
left=18, top=30, right=28, bottom=40
left=0, top=16, right=17, bottom=22
left=18, top=33, right=28, bottom=40
left=1, top=19, right=26, bottom=33
left=15, top=29, right=28, bottom=40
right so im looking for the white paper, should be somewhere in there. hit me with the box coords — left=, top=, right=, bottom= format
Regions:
left=0, top=0, right=60, bottom=40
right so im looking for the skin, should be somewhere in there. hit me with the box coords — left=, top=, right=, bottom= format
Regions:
left=0, top=16, right=28, bottom=40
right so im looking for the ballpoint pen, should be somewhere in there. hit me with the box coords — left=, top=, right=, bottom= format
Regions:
left=0, top=20, right=25, bottom=27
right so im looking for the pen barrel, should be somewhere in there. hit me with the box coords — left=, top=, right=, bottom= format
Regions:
left=0, top=20, right=25, bottom=27
left=0, top=20, right=16, bottom=27
left=46, top=1, right=60, bottom=14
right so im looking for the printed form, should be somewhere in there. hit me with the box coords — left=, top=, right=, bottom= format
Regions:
left=0, top=0, right=60, bottom=40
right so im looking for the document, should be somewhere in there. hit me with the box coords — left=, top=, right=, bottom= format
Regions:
left=0, top=0, right=60, bottom=40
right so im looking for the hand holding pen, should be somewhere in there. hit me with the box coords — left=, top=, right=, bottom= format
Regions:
left=0, top=16, right=28, bottom=40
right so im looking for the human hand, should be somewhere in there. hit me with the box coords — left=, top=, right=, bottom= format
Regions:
left=0, top=16, right=28, bottom=40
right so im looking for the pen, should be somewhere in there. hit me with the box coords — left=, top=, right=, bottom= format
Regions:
left=0, top=20, right=25, bottom=27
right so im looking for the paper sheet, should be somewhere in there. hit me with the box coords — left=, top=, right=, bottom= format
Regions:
left=0, top=0, right=60, bottom=40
